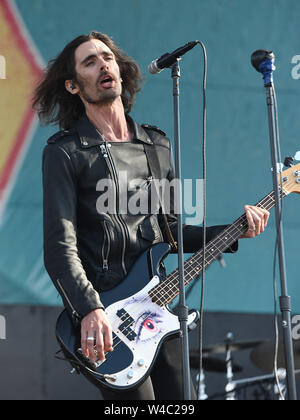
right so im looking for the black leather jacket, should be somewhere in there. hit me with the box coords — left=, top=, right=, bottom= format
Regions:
left=42, top=114, right=237, bottom=322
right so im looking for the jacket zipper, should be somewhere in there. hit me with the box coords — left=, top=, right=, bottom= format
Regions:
left=138, top=176, right=153, bottom=190
left=56, top=278, right=80, bottom=322
left=99, top=143, right=127, bottom=276
left=101, top=220, right=111, bottom=271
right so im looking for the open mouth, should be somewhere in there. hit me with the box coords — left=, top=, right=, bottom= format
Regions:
left=99, top=75, right=114, bottom=88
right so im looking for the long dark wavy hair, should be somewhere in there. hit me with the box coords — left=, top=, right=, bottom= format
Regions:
left=33, top=31, right=143, bottom=129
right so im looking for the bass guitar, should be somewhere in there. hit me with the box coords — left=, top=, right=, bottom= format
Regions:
left=56, top=162, right=300, bottom=391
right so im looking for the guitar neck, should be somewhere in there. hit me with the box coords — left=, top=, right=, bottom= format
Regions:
left=150, top=187, right=288, bottom=306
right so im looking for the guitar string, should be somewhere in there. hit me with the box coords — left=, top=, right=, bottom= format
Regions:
left=102, top=187, right=284, bottom=359
left=97, top=224, right=243, bottom=363
left=98, top=185, right=288, bottom=363
left=95, top=182, right=291, bottom=366
left=131, top=186, right=287, bottom=316
left=167, top=188, right=288, bottom=303
left=156, top=188, right=285, bottom=305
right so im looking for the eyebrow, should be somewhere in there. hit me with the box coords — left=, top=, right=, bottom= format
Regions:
left=80, top=51, right=114, bottom=66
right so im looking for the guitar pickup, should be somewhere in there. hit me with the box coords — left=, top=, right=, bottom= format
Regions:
left=116, top=308, right=137, bottom=341
left=117, top=308, right=131, bottom=321
left=119, top=326, right=137, bottom=341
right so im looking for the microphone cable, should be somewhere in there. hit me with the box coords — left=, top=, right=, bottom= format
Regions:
left=271, top=84, right=286, bottom=400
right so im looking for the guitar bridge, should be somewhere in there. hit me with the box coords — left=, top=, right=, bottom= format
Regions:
left=76, top=348, right=104, bottom=370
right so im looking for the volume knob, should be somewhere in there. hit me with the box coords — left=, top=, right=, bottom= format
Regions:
left=127, top=370, right=134, bottom=379
left=138, top=359, right=145, bottom=367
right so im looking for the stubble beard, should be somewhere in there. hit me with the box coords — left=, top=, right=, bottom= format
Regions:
left=76, top=77, right=122, bottom=107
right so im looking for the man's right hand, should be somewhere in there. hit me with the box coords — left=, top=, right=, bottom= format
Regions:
left=81, top=308, right=113, bottom=362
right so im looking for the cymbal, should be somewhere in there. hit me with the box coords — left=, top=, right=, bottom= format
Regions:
left=251, top=340, right=300, bottom=373
left=189, top=353, right=243, bottom=373
left=201, top=339, right=265, bottom=355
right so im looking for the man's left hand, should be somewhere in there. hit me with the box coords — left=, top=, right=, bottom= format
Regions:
left=241, top=205, right=270, bottom=238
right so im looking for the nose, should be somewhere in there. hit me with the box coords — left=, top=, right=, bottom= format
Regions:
left=99, top=56, right=109, bottom=72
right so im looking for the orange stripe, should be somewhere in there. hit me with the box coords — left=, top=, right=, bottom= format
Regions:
left=0, top=0, right=42, bottom=196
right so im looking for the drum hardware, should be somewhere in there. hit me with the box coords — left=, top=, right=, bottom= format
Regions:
left=196, top=370, right=208, bottom=400
left=189, top=353, right=242, bottom=373
left=225, top=332, right=235, bottom=400
left=250, top=339, right=300, bottom=375
left=201, top=338, right=265, bottom=355
left=229, top=369, right=288, bottom=400
left=194, top=334, right=300, bottom=400
left=192, top=333, right=269, bottom=400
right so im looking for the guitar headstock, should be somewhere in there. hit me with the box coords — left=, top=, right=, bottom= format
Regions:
left=281, top=163, right=300, bottom=195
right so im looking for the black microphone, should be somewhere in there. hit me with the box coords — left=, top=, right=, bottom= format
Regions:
left=251, top=49, right=274, bottom=72
left=251, top=49, right=275, bottom=86
left=148, top=41, right=199, bottom=74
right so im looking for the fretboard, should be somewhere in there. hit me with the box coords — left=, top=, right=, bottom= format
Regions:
left=149, top=187, right=288, bottom=306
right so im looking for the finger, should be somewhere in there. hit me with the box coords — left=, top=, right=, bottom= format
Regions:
left=86, top=331, right=97, bottom=361
left=81, top=327, right=89, bottom=357
left=248, top=207, right=263, bottom=234
left=245, top=209, right=260, bottom=236
left=248, top=205, right=270, bottom=232
left=262, top=208, right=270, bottom=227
left=95, top=329, right=105, bottom=361
left=245, top=206, right=256, bottom=235
left=247, top=205, right=264, bottom=224
left=247, top=205, right=265, bottom=219
left=103, top=324, right=114, bottom=353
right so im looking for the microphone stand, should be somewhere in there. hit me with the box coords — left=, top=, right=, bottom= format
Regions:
left=171, top=59, right=191, bottom=400
left=252, top=50, right=297, bottom=400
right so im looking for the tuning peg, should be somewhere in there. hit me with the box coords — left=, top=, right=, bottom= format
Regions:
left=284, top=152, right=300, bottom=168
left=294, top=151, right=300, bottom=161
left=284, top=156, right=295, bottom=168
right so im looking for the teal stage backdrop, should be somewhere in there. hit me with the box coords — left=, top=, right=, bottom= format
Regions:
left=0, top=0, right=299, bottom=313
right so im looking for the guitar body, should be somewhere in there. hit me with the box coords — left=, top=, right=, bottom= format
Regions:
left=56, top=242, right=199, bottom=391
left=56, top=161, right=300, bottom=391
left=56, top=164, right=300, bottom=390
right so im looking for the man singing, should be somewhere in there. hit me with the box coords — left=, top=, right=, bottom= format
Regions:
left=33, top=31, right=269, bottom=400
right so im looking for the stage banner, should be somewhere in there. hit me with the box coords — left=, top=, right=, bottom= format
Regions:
left=0, top=0, right=299, bottom=314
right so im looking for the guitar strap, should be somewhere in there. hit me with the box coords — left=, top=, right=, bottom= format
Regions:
left=143, top=137, right=178, bottom=253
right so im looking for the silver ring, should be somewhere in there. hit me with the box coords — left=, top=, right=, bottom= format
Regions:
left=248, top=228, right=256, bottom=232
left=87, top=337, right=95, bottom=341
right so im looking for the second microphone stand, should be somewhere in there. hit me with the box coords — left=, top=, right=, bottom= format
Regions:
left=251, top=50, right=297, bottom=400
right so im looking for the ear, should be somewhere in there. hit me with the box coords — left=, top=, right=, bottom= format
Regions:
left=65, top=80, right=79, bottom=94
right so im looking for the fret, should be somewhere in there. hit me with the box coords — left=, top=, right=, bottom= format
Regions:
left=149, top=188, right=288, bottom=307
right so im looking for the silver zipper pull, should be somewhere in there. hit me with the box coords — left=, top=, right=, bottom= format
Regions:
left=100, top=144, right=108, bottom=158
left=103, top=259, right=108, bottom=270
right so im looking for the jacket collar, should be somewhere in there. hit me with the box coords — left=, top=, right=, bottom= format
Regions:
left=73, top=113, right=153, bottom=149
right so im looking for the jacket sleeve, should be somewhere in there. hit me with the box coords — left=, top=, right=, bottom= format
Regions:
left=158, top=143, right=239, bottom=254
left=42, top=143, right=104, bottom=322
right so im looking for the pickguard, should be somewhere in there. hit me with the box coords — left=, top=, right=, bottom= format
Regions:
left=101, top=276, right=197, bottom=388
